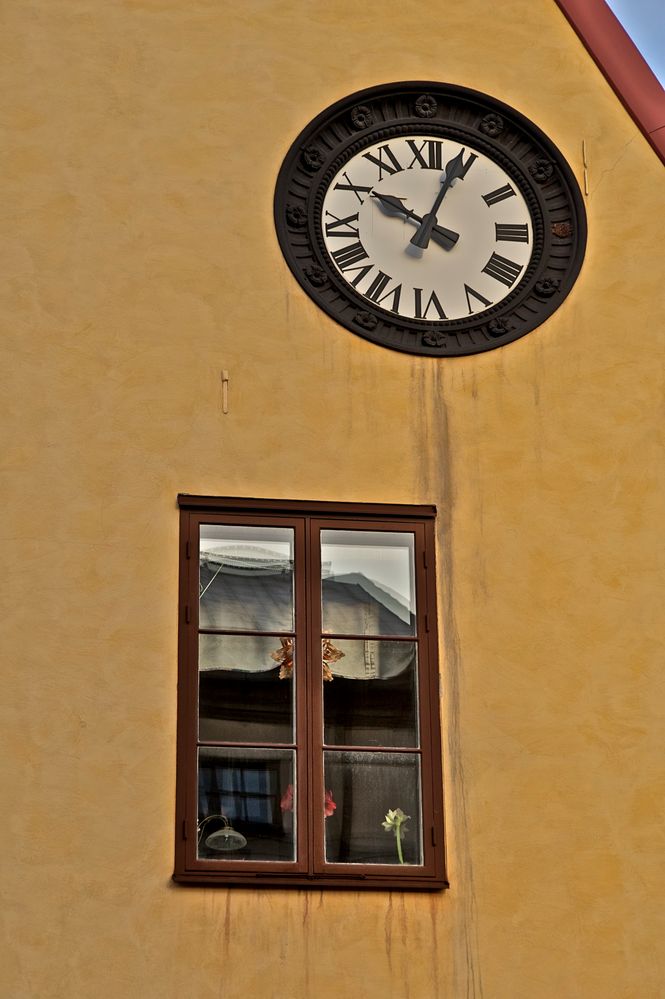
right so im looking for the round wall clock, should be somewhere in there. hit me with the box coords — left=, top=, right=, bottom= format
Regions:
left=274, top=82, right=586, bottom=356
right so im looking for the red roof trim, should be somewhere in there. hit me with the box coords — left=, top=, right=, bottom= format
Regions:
left=554, top=0, right=665, bottom=164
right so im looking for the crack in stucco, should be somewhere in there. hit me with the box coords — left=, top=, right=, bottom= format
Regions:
left=589, top=136, right=638, bottom=197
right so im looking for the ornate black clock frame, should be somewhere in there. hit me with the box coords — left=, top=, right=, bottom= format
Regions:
left=274, top=81, right=587, bottom=357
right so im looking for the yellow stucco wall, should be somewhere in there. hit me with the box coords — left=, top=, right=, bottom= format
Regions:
left=2, top=1, right=663, bottom=997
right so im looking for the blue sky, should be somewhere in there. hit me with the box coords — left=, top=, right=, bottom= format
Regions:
left=606, top=0, right=665, bottom=86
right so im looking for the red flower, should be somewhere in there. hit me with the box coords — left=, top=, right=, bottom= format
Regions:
left=281, top=784, right=336, bottom=817
left=324, top=790, right=336, bottom=818
left=280, top=784, right=294, bottom=812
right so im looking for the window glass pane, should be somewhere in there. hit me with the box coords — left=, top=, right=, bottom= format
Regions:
left=198, top=748, right=296, bottom=862
left=199, top=635, right=295, bottom=743
left=321, top=530, right=415, bottom=637
left=322, top=639, right=419, bottom=748
left=323, top=751, right=422, bottom=866
left=200, top=525, right=294, bottom=632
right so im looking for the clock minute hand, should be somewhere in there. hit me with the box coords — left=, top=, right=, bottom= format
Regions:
left=371, top=193, right=459, bottom=250
left=410, top=148, right=477, bottom=250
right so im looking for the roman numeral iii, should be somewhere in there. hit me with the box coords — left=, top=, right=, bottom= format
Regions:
left=495, top=223, right=529, bottom=243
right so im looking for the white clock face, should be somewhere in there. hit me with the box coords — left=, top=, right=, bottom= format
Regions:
left=321, top=135, right=534, bottom=323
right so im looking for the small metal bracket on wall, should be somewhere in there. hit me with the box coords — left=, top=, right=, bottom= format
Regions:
left=221, top=370, right=229, bottom=414
left=582, top=140, right=589, bottom=196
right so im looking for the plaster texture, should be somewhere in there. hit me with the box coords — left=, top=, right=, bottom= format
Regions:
left=1, top=1, right=663, bottom=997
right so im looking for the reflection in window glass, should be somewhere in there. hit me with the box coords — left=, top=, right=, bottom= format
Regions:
left=198, top=748, right=295, bottom=862
left=324, top=752, right=422, bottom=865
left=323, top=639, right=419, bottom=748
left=198, top=634, right=295, bottom=743
left=200, top=524, right=294, bottom=632
left=321, top=530, right=415, bottom=637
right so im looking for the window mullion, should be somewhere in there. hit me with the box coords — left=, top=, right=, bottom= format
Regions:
left=292, top=515, right=312, bottom=874
left=307, top=516, right=325, bottom=874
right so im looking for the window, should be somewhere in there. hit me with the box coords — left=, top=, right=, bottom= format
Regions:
left=174, top=496, right=447, bottom=889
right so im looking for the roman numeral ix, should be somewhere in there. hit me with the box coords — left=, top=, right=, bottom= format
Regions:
left=324, top=211, right=360, bottom=239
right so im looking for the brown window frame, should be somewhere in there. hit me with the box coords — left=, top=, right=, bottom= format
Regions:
left=174, top=495, right=447, bottom=890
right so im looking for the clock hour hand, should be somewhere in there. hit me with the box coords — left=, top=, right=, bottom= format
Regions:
left=371, top=192, right=459, bottom=250
left=410, top=148, right=477, bottom=250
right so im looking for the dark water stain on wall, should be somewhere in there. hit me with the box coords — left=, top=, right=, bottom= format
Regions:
left=413, top=362, right=485, bottom=998
left=384, top=891, right=394, bottom=972
left=223, top=890, right=232, bottom=956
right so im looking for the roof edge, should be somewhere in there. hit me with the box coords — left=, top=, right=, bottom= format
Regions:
left=554, top=0, right=665, bottom=164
